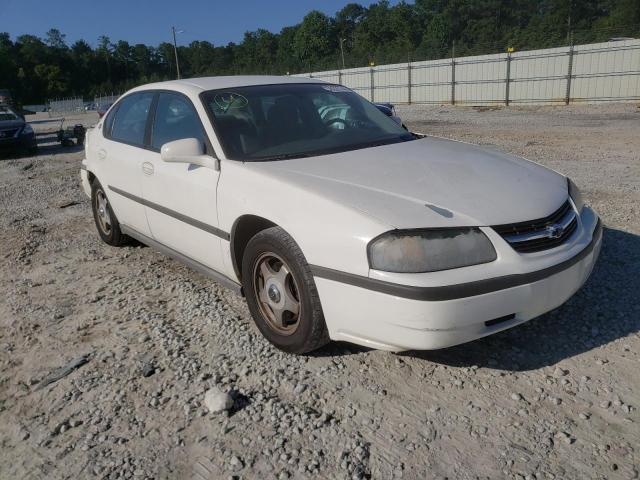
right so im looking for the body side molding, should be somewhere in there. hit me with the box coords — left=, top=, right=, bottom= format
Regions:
left=311, top=219, right=602, bottom=302
left=108, top=185, right=230, bottom=240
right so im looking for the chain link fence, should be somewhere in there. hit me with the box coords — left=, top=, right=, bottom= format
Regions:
left=46, top=97, right=84, bottom=117
left=45, top=94, right=122, bottom=119
left=94, top=93, right=121, bottom=111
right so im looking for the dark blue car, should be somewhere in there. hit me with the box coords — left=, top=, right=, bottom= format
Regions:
left=0, top=105, right=37, bottom=155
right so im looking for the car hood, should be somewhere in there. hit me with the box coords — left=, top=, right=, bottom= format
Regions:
left=250, top=136, right=568, bottom=229
left=0, top=120, right=25, bottom=130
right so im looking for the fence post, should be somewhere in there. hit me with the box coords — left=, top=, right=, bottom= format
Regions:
left=451, top=41, right=456, bottom=105
left=565, top=41, right=574, bottom=105
left=338, top=70, right=342, bottom=85
left=407, top=59, right=412, bottom=104
left=370, top=67, right=375, bottom=102
left=505, top=52, right=512, bottom=106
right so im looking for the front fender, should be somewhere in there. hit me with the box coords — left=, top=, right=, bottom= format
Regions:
left=217, top=160, right=390, bottom=280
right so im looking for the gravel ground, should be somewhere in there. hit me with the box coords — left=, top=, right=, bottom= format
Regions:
left=1, top=104, right=639, bottom=479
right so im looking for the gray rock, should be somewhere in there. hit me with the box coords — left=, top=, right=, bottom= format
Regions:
left=142, top=363, right=155, bottom=378
left=204, top=387, right=233, bottom=413
left=553, top=367, right=568, bottom=377
left=229, top=455, right=244, bottom=471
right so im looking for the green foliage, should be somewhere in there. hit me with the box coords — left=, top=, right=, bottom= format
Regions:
left=1, top=0, right=637, bottom=103
left=34, top=64, right=67, bottom=97
left=294, top=11, right=336, bottom=68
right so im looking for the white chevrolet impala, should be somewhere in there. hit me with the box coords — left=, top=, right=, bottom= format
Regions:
left=80, top=76, right=602, bottom=354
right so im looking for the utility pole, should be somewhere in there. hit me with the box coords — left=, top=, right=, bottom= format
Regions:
left=339, top=38, right=346, bottom=69
left=171, top=26, right=182, bottom=79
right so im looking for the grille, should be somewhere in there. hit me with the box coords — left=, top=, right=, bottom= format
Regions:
left=493, top=200, right=578, bottom=253
left=0, top=128, right=20, bottom=138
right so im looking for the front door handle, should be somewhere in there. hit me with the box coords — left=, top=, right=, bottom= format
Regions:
left=98, top=149, right=107, bottom=160
left=142, top=162, right=154, bottom=176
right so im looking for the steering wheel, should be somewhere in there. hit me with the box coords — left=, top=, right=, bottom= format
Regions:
left=324, top=117, right=349, bottom=128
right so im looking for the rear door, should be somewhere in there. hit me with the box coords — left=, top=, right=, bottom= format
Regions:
left=141, top=91, right=225, bottom=272
left=99, top=92, right=155, bottom=236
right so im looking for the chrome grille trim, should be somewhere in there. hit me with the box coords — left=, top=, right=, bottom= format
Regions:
left=493, top=200, right=579, bottom=253
left=503, top=208, right=576, bottom=244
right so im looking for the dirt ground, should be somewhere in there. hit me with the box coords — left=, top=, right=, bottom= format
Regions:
left=1, top=104, right=639, bottom=479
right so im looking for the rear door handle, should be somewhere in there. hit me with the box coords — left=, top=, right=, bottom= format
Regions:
left=142, top=162, right=154, bottom=176
left=98, top=149, right=107, bottom=160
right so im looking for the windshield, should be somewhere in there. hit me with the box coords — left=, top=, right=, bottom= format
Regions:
left=0, top=106, right=20, bottom=122
left=202, top=83, right=414, bottom=161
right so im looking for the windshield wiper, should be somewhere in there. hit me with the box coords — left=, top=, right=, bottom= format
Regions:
left=253, top=152, right=311, bottom=161
left=343, top=135, right=414, bottom=151
left=247, top=134, right=417, bottom=162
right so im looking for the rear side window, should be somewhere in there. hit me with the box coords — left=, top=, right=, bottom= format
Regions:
left=110, top=92, right=154, bottom=146
left=151, top=93, right=206, bottom=150
left=103, top=105, right=117, bottom=136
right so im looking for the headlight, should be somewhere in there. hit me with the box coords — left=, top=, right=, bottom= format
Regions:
left=21, top=124, right=34, bottom=136
left=368, top=228, right=497, bottom=273
left=567, top=178, right=584, bottom=212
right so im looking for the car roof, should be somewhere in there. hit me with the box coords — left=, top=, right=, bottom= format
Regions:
left=128, top=75, right=326, bottom=97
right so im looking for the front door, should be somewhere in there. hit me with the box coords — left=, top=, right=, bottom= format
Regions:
left=141, top=92, right=225, bottom=273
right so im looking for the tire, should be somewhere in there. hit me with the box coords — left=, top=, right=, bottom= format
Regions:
left=91, top=179, right=128, bottom=247
left=242, top=226, right=330, bottom=354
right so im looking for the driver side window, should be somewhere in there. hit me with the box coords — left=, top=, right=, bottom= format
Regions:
left=151, top=93, right=207, bottom=151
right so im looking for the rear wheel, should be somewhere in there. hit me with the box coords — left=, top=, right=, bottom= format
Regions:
left=242, top=227, right=330, bottom=354
left=91, top=179, right=128, bottom=246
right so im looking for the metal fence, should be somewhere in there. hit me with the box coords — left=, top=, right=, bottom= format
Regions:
left=298, top=39, right=640, bottom=105
left=46, top=97, right=84, bottom=116
left=46, top=94, right=121, bottom=117
left=94, top=93, right=121, bottom=110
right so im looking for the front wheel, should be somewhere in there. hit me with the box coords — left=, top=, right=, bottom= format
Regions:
left=242, top=227, right=330, bottom=354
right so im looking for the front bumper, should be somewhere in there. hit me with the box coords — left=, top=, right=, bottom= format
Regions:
left=80, top=161, right=91, bottom=197
left=0, top=133, right=36, bottom=152
left=314, top=211, right=603, bottom=351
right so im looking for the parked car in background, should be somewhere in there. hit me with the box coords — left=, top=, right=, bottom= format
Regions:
left=0, top=105, right=37, bottom=155
left=97, top=102, right=114, bottom=118
left=0, top=89, right=13, bottom=106
left=374, top=102, right=406, bottom=129
left=81, top=76, right=601, bottom=354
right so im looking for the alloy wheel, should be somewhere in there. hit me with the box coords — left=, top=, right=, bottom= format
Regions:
left=252, top=252, right=301, bottom=335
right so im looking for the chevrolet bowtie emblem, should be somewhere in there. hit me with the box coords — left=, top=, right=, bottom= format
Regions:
left=545, top=224, right=564, bottom=239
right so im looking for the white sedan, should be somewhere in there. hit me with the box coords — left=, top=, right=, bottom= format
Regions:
left=80, top=76, right=602, bottom=354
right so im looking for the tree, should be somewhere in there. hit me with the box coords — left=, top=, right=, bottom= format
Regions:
left=0, top=0, right=637, bottom=103
left=45, top=28, right=67, bottom=49
left=418, top=14, right=450, bottom=59
left=97, top=35, right=113, bottom=79
left=34, top=64, right=67, bottom=97
left=294, top=11, right=336, bottom=69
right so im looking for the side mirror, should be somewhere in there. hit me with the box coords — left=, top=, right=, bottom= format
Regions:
left=160, top=138, right=218, bottom=170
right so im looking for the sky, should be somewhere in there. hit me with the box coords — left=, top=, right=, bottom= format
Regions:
left=1, top=0, right=404, bottom=47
